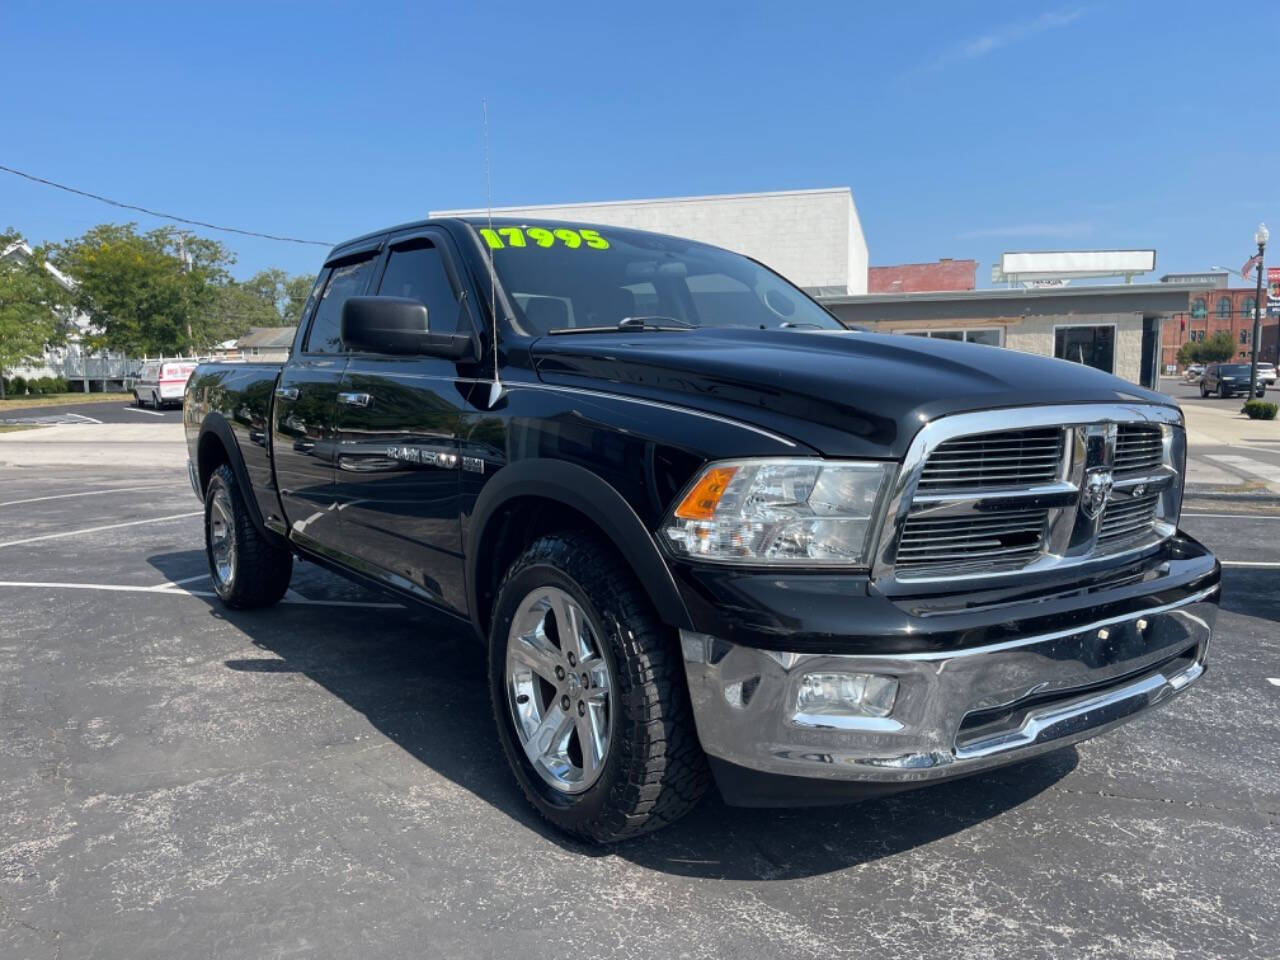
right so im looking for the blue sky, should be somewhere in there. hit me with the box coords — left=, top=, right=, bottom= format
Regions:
left=2, top=1, right=1276, bottom=286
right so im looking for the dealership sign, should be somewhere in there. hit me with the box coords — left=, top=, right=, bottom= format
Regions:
left=1271, top=267, right=1280, bottom=316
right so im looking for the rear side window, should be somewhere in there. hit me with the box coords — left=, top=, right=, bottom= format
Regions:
left=305, top=255, right=378, bottom=354
left=376, top=241, right=459, bottom=334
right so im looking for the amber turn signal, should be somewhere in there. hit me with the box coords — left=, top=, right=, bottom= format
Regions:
left=673, top=466, right=738, bottom=520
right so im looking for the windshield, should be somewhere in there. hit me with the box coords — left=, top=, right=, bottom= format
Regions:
left=1219, top=364, right=1251, bottom=375
left=473, top=221, right=844, bottom=335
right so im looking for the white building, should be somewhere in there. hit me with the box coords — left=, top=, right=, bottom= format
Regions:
left=434, top=186, right=869, bottom=297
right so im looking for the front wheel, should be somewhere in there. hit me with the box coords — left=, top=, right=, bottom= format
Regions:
left=1200, top=383, right=1209, bottom=397
left=1220, top=384, right=1229, bottom=399
left=489, top=531, right=710, bottom=842
left=204, top=463, right=292, bottom=609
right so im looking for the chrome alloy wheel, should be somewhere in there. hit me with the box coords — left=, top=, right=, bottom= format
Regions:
left=505, top=586, right=613, bottom=794
left=208, top=486, right=238, bottom=591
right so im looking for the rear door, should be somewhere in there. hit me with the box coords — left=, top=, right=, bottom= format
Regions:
left=271, top=247, right=381, bottom=552
left=331, top=229, right=477, bottom=612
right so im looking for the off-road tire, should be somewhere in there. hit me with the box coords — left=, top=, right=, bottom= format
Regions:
left=489, top=531, right=710, bottom=843
left=204, top=463, right=292, bottom=609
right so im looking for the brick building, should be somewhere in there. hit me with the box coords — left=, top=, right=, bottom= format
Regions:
left=868, top=259, right=977, bottom=293
left=1161, top=282, right=1274, bottom=369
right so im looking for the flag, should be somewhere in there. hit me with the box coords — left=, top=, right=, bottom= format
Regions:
left=1242, top=254, right=1262, bottom=281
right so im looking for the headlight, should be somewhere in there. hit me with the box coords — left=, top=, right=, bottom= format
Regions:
left=1159, top=423, right=1186, bottom=527
left=662, top=459, right=895, bottom=566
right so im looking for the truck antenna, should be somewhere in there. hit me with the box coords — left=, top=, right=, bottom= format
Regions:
left=482, top=98, right=505, bottom=407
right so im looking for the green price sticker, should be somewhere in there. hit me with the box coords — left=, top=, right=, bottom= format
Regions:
left=481, top=227, right=609, bottom=251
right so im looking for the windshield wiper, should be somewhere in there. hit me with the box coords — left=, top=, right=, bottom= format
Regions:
left=548, top=316, right=697, bottom=335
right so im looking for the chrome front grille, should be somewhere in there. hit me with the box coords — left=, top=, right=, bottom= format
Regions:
left=895, top=507, right=1049, bottom=571
left=1114, top=424, right=1163, bottom=474
left=916, top=428, right=1063, bottom=491
left=876, top=405, right=1185, bottom=585
left=1098, top=492, right=1160, bottom=546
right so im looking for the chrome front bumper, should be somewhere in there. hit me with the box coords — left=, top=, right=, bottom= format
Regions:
left=681, top=587, right=1215, bottom=801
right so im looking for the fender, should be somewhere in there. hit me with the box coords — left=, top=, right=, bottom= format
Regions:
left=466, top=458, right=694, bottom=636
left=197, top=412, right=288, bottom=550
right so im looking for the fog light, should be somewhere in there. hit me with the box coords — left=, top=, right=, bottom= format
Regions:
left=796, top=672, right=898, bottom=718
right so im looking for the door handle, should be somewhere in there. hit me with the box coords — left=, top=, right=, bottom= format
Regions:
left=274, top=386, right=299, bottom=400
left=338, top=392, right=372, bottom=408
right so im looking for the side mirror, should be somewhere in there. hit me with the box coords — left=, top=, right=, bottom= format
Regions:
left=341, top=296, right=478, bottom=360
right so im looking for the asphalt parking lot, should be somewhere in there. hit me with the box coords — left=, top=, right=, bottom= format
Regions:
left=2, top=466, right=1278, bottom=959
left=0, top=399, right=183, bottom=425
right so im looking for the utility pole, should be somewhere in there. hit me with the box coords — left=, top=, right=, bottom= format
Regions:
left=1248, top=223, right=1269, bottom=400
left=178, top=233, right=194, bottom=355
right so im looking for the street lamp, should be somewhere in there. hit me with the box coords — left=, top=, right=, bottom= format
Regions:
left=1248, top=222, right=1269, bottom=400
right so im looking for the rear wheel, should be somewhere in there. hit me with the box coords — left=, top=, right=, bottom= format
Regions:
left=489, top=531, right=710, bottom=842
left=204, top=463, right=292, bottom=609
left=1200, top=383, right=1209, bottom=397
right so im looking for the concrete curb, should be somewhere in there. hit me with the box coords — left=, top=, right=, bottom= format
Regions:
left=1183, top=486, right=1280, bottom=504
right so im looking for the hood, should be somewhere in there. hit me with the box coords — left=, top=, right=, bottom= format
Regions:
left=531, top=327, right=1174, bottom=458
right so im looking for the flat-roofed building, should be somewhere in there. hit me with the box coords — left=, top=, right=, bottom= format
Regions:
left=823, top=284, right=1190, bottom=389
left=434, top=187, right=868, bottom=296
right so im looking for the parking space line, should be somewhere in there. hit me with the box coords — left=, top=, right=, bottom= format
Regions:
left=65, top=413, right=103, bottom=424
left=1267, top=679, right=1280, bottom=687
left=0, top=511, right=202, bottom=549
left=148, top=574, right=209, bottom=590
left=0, top=484, right=174, bottom=508
left=0, top=580, right=214, bottom=597
left=1220, top=560, right=1280, bottom=568
left=123, top=406, right=165, bottom=417
left=0, top=579, right=403, bottom=609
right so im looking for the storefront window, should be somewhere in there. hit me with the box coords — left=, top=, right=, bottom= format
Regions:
left=894, top=328, right=1004, bottom=345
left=1054, top=325, right=1115, bottom=373
left=965, top=329, right=1002, bottom=347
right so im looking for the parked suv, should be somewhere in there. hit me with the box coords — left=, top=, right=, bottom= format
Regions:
left=184, top=217, right=1219, bottom=842
left=1200, top=363, right=1265, bottom=398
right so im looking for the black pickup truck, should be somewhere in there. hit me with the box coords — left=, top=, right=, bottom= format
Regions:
left=184, top=217, right=1220, bottom=842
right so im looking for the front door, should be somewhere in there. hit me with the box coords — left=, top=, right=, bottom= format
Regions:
left=331, top=231, right=476, bottom=612
left=272, top=250, right=380, bottom=553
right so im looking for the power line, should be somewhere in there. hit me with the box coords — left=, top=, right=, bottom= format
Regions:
left=0, top=163, right=333, bottom=247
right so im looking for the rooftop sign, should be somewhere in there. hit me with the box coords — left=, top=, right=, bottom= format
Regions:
left=993, top=249, right=1156, bottom=285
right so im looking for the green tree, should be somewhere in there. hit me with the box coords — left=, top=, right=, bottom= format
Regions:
left=207, top=280, right=279, bottom=344
left=1199, top=330, right=1235, bottom=364
left=238, top=268, right=317, bottom=325
left=283, top=273, right=317, bottom=325
left=54, top=223, right=235, bottom=355
left=0, top=229, right=70, bottom=398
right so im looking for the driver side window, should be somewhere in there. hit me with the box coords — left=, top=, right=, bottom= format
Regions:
left=376, top=240, right=460, bottom=334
